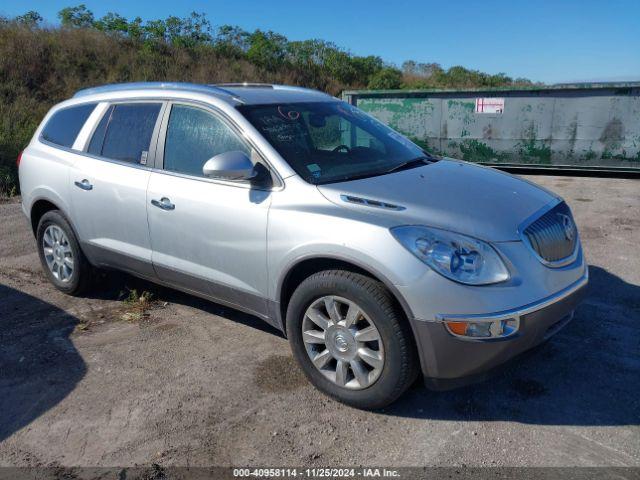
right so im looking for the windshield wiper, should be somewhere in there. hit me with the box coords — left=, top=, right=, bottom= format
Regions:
left=317, top=155, right=435, bottom=185
left=384, top=156, right=430, bottom=174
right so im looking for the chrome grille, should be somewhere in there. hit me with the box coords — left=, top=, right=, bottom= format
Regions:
left=523, top=202, right=578, bottom=265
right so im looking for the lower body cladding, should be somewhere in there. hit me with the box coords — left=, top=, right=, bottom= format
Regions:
left=411, top=273, right=589, bottom=390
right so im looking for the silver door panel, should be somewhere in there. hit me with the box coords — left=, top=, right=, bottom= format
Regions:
left=67, top=101, right=167, bottom=276
left=70, top=158, right=155, bottom=276
left=147, top=172, right=272, bottom=315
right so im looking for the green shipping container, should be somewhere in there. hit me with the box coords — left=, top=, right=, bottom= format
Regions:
left=343, top=82, right=640, bottom=173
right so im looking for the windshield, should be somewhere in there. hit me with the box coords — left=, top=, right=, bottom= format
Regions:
left=237, top=101, right=431, bottom=184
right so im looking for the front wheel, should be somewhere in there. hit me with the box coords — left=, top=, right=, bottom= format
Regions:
left=286, top=270, right=418, bottom=409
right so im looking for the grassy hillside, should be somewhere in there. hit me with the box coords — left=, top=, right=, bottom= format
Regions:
left=0, top=7, right=534, bottom=196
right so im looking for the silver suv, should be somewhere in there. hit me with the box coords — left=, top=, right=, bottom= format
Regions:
left=19, top=82, right=588, bottom=408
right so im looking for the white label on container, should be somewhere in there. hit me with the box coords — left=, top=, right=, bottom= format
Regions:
left=475, top=98, right=505, bottom=114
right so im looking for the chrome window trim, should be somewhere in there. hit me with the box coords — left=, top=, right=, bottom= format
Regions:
left=517, top=198, right=581, bottom=268
left=53, top=145, right=158, bottom=172
left=433, top=268, right=588, bottom=325
left=38, top=138, right=151, bottom=173
left=153, top=99, right=284, bottom=191
left=148, top=167, right=279, bottom=191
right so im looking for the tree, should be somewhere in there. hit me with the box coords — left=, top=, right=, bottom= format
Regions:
left=351, top=55, right=384, bottom=82
left=127, top=17, right=144, bottom=42
left=287, top=39, right=326, bottom=68
left=247, top=30, right=288, bottom=70
left=94, top=12, right=129, bottom=35
left=15, top=11, right=43, bottom=27
left=143, top=19, right=167, bottom=43
left=417, top=62, right=442, bottom=78
left=402, top=60, right=417, bottom=76
left=58, top=4, right=95, bottom=28
left=215, top=25, right=250, bottom=57
left=182, top=12, right=212, bottom=46
left=165, top=16, right=185, bottom=45
left=367, top=67, right=402, bottom=89
left=41, top=5, right=531, bottom=91
left=160, top=12, right=212, bottom=48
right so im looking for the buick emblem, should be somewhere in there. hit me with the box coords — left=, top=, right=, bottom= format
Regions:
left=558, top=214, right=575, bottom=241
left=335, top=334, right=349, bottom=352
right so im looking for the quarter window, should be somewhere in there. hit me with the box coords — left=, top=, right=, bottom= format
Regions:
left=163, top=105, right=250, bottom=177
left=41, top=103, right=97, bottom=148
left=88, top=103, right=162, bottom=163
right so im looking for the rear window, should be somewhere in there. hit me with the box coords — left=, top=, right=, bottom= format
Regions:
left=88, top=103, right=162, bottom=164
left=40, top=103, right=97, bottom=148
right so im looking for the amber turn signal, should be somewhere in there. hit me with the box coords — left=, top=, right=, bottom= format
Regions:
left=445, top=321, right=468, bottom=336
left=444, top=318, right=519, bottom=339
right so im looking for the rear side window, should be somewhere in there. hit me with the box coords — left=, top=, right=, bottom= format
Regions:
left=87, top=105, right=112, bottom=155
left=163, top=105, right=250, bottom=177
left=41, top=103, right=97, bottom=148
left=88, top=103, right=162, bottom=164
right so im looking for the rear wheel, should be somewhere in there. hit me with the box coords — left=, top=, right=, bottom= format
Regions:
left=286, top=270, right=418, bottom=409
left=36, top=210, right=92, bottom=295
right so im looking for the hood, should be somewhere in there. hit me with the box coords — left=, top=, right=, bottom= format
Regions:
left=317, top=159, right=558, bottom=242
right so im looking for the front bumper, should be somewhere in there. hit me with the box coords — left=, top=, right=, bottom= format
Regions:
left=414, top=271, right=589, bottom=390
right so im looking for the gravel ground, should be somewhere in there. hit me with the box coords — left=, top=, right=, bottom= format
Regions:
left=0, top=174, right=638, bottom=468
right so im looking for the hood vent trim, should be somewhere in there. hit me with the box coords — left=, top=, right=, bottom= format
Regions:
left=340, top=194, right=406, bottom=211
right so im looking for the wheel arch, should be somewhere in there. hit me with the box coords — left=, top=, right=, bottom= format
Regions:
left=30, top=198, right=87, bottom=265
left=277, top=255, right=416, bottom=334
left=26, top=185, right=74, bottom=235
left=30, top=198, right=63, bottom=235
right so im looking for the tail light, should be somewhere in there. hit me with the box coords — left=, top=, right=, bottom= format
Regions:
left=17, top=150, right=23, bottom=168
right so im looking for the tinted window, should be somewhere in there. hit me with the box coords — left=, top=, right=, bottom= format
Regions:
left=87, top=105, right=113, bottom=156
left=95, top=103, right=162, bottom=163
left=41, top=103, right=97, bottom=148
left=164, top=105, right=250, bottom=177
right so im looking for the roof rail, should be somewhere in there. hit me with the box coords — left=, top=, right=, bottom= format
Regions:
left=215, top=82, right=274, bottom=89
left=216, top=82, right=330, bottom=96
left=73, top=82, right=241, bottom=100
left=271, top=84, right=334, bottom=97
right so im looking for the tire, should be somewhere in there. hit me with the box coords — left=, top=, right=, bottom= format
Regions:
left=286, top=270, right=418, bottom=409
left=36, top=210, right=92, bottom=296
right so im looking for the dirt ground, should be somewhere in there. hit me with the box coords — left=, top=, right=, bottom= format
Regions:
left=0, top=174, right=638, bottom=468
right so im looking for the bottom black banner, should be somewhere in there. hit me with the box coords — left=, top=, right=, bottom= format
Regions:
left=0, top=467, right=639, bottom=480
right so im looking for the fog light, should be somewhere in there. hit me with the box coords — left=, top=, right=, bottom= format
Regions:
left=445, top=318, right=518, bottom=339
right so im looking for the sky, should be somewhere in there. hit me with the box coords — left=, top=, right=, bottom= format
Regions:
left=2, top=0, right=639, bottom=84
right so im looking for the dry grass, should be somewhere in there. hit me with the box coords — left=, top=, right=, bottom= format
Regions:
left=0, top=24, right=351, bottom=196
left=120, top=289, right=156, bottom=322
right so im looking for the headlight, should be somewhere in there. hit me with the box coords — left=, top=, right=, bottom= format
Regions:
left=391, top=226, right=509, bottom=285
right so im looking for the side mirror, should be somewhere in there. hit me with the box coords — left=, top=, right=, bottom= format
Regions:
left=202, top=151, right=257, bottom=181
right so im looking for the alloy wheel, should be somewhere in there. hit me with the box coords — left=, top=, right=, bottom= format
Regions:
left=301, top=295, right=384, bottom=390
left=42, top=225, right=74, bottom=283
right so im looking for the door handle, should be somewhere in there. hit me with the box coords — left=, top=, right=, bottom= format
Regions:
left=151, top=197, right=175, bottom=211
left=74, top=179, right=93, bottom=191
